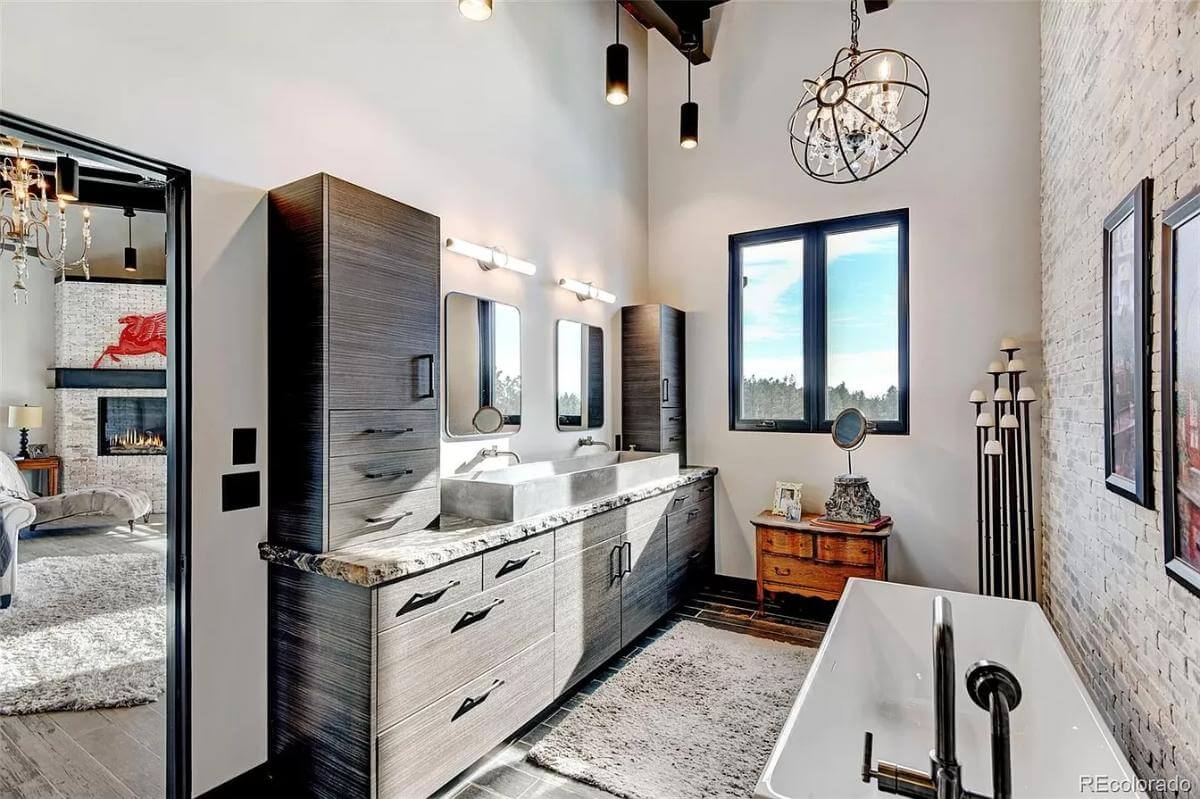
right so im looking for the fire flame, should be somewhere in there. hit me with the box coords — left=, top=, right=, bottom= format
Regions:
left=108, top=427, right=166, bottom=452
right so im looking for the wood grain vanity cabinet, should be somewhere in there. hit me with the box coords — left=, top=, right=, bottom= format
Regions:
left=621, top=304, right=687, bottom=463
left=267, top=174, right=441, bottom=552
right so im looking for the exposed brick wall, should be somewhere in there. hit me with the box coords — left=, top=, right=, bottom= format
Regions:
left=1041, top=2, right=1200, bottom=794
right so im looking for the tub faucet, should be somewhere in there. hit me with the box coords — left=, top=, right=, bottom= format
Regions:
left=578, top=435, right=611, bottom=450
left=861, top=596, right=1021, bottom=799
left=479, top=445, right=520, bottom=464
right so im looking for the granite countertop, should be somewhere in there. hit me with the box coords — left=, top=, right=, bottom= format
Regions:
left=258, top=466, right=718, bottom=588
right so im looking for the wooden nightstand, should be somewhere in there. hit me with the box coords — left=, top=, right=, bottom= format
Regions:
left=751, top=510, right=890, bottom=610
left=16, top=455, right=61, bottom=496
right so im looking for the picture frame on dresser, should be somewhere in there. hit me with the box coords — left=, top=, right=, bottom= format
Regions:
left=1102, top=177, right=1154, bottom=508
left=1162, top=185, right=1200, bottom=597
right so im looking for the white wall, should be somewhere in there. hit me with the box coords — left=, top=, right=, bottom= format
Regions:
left=1, top=1, right=648, bottom=793
left=646, top=0, right=1041, bottom=591
left=0, top=267, right=54, bottom=456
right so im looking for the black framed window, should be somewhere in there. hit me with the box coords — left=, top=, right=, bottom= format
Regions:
left=729, top=208, right=909, bottom=434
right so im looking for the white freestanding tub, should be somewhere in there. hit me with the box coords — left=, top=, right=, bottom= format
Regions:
left=756, top=579, right=1147, bottom=799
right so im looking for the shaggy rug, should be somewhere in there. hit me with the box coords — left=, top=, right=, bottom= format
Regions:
left=528, top=620, right=817, bottom=799
left=0, top=553, right=165, bottom=715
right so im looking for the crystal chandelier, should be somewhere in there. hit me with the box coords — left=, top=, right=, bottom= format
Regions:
left=788, top=0, right=929, bottom=184
left=0, top=136, right=92, bottom=303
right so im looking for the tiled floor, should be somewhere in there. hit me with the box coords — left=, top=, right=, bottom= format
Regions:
left=433, top=584, right=832, bottom=799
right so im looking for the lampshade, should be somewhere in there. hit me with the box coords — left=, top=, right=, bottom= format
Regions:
left=1006, top=358, right=1026, bottom=373
left=984, top=440, right=1004, bottom=456
left=975, top=412, right=994, bottom=428
left=1017, top=386, right=1038, bottom=403
left=1000, top=337, right=1020, bottom=351
left=1000, top=414, right=1020, bottom=429
left=986, top=360, right=1005, bottom=375
left=968, top=389, right=986, bottom=404
left=994, top=387, right=1012, bottom=402
left=7, top=405, right=43, bottom=429
left=55, top=155, right=80, bottom=202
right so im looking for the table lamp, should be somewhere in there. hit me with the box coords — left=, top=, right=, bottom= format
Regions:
left=7, top=404, right=43, bottom=459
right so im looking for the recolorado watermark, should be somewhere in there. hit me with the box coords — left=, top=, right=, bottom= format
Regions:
left=1080, top=774, right=1193, bottom=794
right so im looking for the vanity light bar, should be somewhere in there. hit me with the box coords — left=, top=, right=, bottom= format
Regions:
left=559, top=277, right=616, bottom=304
left=445, top=237, right=537, bottom=276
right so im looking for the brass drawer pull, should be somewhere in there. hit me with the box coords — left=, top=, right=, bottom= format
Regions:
left=365, top=510, right=413, bottom=524
left=496, top=549, right=542, bottom=577
left=773, top=565, right=793, bottom=577
left=364, top=468, right=415, bottom=480
left=454, top=678, right=505, bottom=720
left=398, top=579, right=461, bottom=616
left=453, top=597, right=505, bottom=631
left=362, top=427, right=414, bottom=435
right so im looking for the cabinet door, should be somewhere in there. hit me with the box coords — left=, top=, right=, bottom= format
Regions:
left=327, top=177, right=440, bottom=410
left=554, top=535, right=623, bottom=695
left=621, top=517, right=670, bottom=646
left=660, top=306, right=684, bottom=409
left=667, top=498, right=714, bottom=606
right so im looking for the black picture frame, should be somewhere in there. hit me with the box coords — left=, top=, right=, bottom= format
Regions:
left=1102, top=178, right=1154, bottom=507
left=1162, top=185, right=1200, bottom=598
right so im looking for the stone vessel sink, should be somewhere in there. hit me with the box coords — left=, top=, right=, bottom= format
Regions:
left=442, top=451, right=680, bottom=522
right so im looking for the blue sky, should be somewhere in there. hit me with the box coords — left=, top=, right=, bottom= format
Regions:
left=742, top=225, right=899, bottom=396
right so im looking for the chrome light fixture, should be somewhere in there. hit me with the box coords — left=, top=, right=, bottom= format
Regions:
left=606, top=0, right=629, bottom=105
left=680, top=57, right=698, bottom=149
left=0, top=136, right=92, bottom=303
left=458, top=0, right=492, bottom=21
left=559, top=277, right=615, bottom=304
left=788, top=0, right=929, bottom=183
left=446, top=236, right=536, bottom=276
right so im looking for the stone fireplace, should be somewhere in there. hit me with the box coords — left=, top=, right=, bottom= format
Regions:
left=97, top=396, right=167, bottom=456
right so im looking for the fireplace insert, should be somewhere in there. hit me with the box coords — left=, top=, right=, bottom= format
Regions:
left=97, top=396, right=167, bottom=456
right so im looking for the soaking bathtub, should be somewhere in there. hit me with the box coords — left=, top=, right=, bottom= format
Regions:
left=756, top=579, right=1147, bottom=799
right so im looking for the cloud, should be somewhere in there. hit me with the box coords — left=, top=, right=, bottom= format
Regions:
left=826, top=224, right=898, bottom=264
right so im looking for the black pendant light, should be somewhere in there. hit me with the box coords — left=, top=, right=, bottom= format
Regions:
left=605, top=1, right=629, bottom=105
left=680, top=58, right=698, bottom=149
left=124, top=207, right=138, bottom=272
left=55, top=154, right=80, bottom=202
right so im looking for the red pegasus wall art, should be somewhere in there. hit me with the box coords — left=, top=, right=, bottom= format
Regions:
left=93, top=311, right=168, bottom=368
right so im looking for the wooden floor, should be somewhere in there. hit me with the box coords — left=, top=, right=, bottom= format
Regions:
left=1, top=517, right=167, bottom=799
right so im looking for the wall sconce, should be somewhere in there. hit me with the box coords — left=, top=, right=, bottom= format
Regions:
left=445, top=237, right=536, bottom=276
left=559, top=277, right=615, bottom=304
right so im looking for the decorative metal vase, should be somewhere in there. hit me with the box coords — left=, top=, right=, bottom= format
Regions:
left=825, top=474, right=881, bottom=524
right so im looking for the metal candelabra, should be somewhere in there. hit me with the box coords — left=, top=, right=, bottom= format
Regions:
left=971, top=339, right=1038, bottom=600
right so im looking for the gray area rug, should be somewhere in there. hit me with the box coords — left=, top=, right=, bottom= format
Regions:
left=0, top=554, right=165, bottom=715
left=529, top=620, right=817, bottom=799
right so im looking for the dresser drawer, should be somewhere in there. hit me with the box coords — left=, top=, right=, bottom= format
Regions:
left=376, top=557, right=483, bottom=632
left=759, top=527, right=814, bottom=559
left=377, top=636, right=553, bottom=799
left=555, top=493, right=674, bottom=557
left=376, top=565, right=553, bottom=730
left=329, top=410, right=438, bottom=456
left=815, top=534, right=878, bottom=566
left=329, top=448, right=439, bottom=504
left=761, top=553, right=874, bottom=596
left=327, top=487, right=440, bottom=550
left=482, top=533, right=554, bottom=589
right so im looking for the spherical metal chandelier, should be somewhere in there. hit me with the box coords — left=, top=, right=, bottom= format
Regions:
left=788, top=0, right=929, bottom=184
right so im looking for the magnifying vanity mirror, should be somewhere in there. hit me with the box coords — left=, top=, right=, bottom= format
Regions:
left=444, top=292, right=522, bottom=437
left=556, top=319, right=604, bottom=430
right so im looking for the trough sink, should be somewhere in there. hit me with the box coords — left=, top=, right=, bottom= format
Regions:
left=441, top=451, right=679, bottom=522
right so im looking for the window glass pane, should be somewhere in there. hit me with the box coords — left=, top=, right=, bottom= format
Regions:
left=825, top=224, right=900, bottom=421
left=740, top=239, right=805, bottom=420
left=493, top=302, right=521, bottom=418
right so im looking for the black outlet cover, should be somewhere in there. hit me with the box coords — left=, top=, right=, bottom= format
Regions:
left=232, top=428, right=256, bottom=465
left=222, top=471, right=260, bottom=512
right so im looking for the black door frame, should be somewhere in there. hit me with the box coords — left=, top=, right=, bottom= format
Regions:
left=1, top=110, right=193, bottom=799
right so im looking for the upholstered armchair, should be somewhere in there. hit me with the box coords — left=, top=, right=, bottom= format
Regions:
left=0, top=453, right=37, bottom=609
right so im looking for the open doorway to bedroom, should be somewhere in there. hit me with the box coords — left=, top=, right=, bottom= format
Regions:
left=0, top=112, right=190, bottom=799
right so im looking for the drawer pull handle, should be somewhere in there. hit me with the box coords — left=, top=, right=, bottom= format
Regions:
left=453, top=597, right=505, bottom=631
left=662, top=378, right=669, bottom=403
left=610, top=544, right=622, bottom=584
left=453, top=679, right=505, bottom=721
left=773, top=566, right=792, bottom=577
left=672, top=496, right=687, bottom=505
left=667, top=415, right=681, bottom=422
left=686, top=551, right=702, bottom=562
left=668, top=435, right=682, bottom=443
left=698, top=485, right=713, bottom=494
left=362, top=427, right=414, bottom=435
left=623, top=541, right=632, bottom=576
left=398, top=579, right=461, bottom=615
left=364, top=468, right=415, bottom=480
left=365, top=510, right=414, bottom=524
left=496, top=549, right=543, bottom=577
left=687, top=509, right=701, bottom=520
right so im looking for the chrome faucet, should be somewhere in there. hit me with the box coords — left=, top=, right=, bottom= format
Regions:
left=578, top=435, right=611, bottom=450
left=861, top=596, right=1021, bottom=799
left=478, top=445, right=520, bottom=464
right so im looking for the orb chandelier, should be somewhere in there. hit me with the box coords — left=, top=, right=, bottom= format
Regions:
left=788, top=0, right=929, bottom=184
left=0, top=136, right=92, bottom=303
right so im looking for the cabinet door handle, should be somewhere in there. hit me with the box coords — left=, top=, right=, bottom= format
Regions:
left=453, top=597, right=504, bottom=631
left=623, top=541, right=632, bottom=576
left=364, top=468, right=414, bottom=480
left=610, top=544, right=623, bottom=584
left=365, top=510, right=414, bottom=524
left=662, top=378, right=669, bottom=403
left=698, top=484, right=713, bottom=495
left=668, top=435, right=681, bottom=443
left=672, top=496, right=687, bottom=505
left=686, top=551, right=702, bottom=563
left=453, top=679, right=505, bottom=720
left=687, top=509, right=701, bottom=520
left=496, top=549, right=542, bottom=577
left=773, top=566, right=792, bottom=577
left=398, top=579, right=460, bottom=615
left=417, top=354, right=436, bottom=399
left=362, top=427, right=414, bottom=435
left=667, top=415, right=681, bottom=422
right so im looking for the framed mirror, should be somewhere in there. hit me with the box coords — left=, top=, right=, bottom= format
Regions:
left=556, top=319, right=604, bottom=430
left=444, top=292, right=521, bottom=437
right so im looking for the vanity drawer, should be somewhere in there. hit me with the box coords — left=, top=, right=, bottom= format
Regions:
left=329, top=410, right=438, bottom=456
left=761, top=552, right=874, bottom=596
left=667, top=498, right=714, bottom=602
left=327, top=487, right=440, bottom=550
left=555, top=493, right=674, bottom=557
left=376, top=556, right=483, bottom=632
left=377, top=636, right=554, bottom=799
left=815, top=534, right=877, bottom=566
left=329, top=448, right=439, bottom=504
left=376, top=565, right=554, bottom=730
left=759, top=527, right=814, bottom=559
left=482, top=533, right=554, bottom=589
left=665, top=478, right=713, bottom=515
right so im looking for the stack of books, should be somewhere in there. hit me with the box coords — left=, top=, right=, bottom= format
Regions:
left=809, top=515, right=891, bottom=533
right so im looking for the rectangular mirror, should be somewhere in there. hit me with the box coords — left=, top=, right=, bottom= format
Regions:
left=445, top=292, right=521, bottom=437
left=556, top=319, right=604, bottom=430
